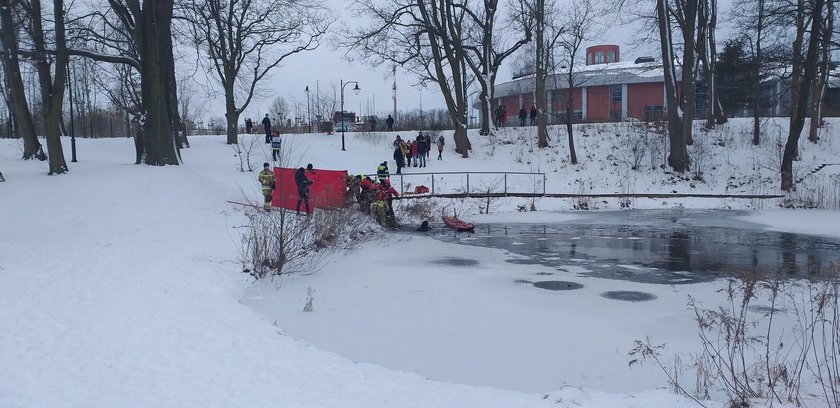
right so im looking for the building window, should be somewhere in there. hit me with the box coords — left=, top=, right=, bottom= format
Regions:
left=607, top=51, right=616, bottom=63
left=595, top=51, right=604, bottom=64
left=644, top=105, right=664, bottom=122
left=610, top=84, right=622, bottom=102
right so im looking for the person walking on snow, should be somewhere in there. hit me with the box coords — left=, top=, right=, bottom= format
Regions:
left=262, top=114, right=272, bottom=143
left=386, top=114, right=394, bottom=131
left=295, top=163, right=314, bottom=216
left=271, top=131, right=282, bottom=162
left=529, top=105, right=538, bottom=125
left=518, top=106, right=527, bottom=126
left=258, top=162, right=275, bottom=209
left=436, top=135, right=445, bottom=160
left=494, top=105, right=503, bottom=128
left=424, top=133, right=432, bottom=158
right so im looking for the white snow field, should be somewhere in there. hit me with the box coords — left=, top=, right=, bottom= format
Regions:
left=1, top=119, right=838, bottom=407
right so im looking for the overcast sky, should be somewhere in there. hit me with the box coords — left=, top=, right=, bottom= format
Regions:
left=204, top=0, right=737, bottom=121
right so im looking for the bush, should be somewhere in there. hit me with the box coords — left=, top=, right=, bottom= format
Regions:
left=237, top=206, right=377, bottom=280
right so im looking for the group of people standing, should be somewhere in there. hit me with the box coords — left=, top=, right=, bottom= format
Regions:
left=391, top=132, right=445, bottom=174
left=494, top=104, right=538, bottom=128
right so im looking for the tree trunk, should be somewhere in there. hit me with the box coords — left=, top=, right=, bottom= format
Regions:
left=808, top=0, right=832, bottom=144
left=225, top=110, right=240, bottom=146
left=0, top=0, right=41, bottom=159
left=658, top=0, right=689, bottom=172
left=137, top=0, right=179, bottom=165
left=565, top=105, right=577, bottom=164
left=31, top=0, right=69, bottom=174
left=534, top=0, right=549, bottom=148
left=479, top=85, right=491, bottom=136
left=808, top=79, right=825, bottom=143
left=782, top=0, right=824, bottom=191
left=680, top=0, right=698, bottom=147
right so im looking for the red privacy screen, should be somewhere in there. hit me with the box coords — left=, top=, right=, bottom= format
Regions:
left=272, top=167, right=348, bottom=210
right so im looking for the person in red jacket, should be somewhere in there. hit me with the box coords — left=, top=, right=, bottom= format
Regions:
left=410, top=140, right=418, bottom=167
left=359, top=176, right=376, bottom=213
left=371, top=179, right=399, bottom=227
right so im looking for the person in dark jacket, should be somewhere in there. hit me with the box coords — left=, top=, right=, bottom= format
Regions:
left=393, top=147, right=405, bottom=174
left=370, top=117, right=377, bottom=131
left=424, top=133, right=432, bottom=158
left=245, top=118, right=253, bottom=134
left=416, top=133, right=427, bottom=168
left=518, top=106, right=527, bottom=126
left=529, top=105, right=538, bottom=125
left=294, top=163, right=314, bottom=215
left=262, top=114, right=272, bottom=143
left=386, top=115, right=395, bottom=131
left=494, top=105, right=503, bottom=128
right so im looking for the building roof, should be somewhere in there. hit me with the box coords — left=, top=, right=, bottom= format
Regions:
left=493, top=59, right=667, bottom=100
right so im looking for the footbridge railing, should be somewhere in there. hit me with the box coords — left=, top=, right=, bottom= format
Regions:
left=366, top=171, right=547, bottom=198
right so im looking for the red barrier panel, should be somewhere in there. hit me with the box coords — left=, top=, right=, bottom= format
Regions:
left=272, top=167, right=348, bottom=211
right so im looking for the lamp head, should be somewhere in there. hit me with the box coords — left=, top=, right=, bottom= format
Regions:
left=353, top=84, right=361, bottom=95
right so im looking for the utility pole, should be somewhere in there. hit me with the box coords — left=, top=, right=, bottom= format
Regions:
left=392, top=54, right=397, bottom=121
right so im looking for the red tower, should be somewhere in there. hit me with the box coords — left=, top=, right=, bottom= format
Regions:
left=585, top=45, right=619, bottom=65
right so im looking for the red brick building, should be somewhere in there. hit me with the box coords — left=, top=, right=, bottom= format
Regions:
left=490, top=46, right=673, bottom=123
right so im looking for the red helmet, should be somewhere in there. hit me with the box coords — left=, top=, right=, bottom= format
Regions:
left=382, top=178, right=390, bottom=186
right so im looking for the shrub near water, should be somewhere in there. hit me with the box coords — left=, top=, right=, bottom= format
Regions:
left=237, top=207, right=377, bottom=279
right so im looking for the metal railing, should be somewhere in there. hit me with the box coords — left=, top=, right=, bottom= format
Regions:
left=365, top=171, right=547, bottom=198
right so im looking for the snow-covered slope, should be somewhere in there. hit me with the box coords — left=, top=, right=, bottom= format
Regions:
left=1, top=119, right=837, bottom=407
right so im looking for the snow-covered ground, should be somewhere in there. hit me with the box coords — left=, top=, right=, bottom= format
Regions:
left=2, top=119, right=838, bottom=407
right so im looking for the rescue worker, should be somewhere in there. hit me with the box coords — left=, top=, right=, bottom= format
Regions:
left=359, top=176, right=376, bottom=213
left=371, top=178, right=400, bottom=227
left=376, top=161, right=389, bottom=183
left=258, top=162, right=275, bottom=209
left=295, top=163, right=314, bottom=216
left=346, top=174, right=362, bottom=205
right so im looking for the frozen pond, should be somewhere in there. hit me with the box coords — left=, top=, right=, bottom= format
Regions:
left=425, top=209, right=840, bottom=285
left=245, top=209, right=840, bottom=395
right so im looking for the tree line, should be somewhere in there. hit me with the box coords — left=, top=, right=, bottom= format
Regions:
left=0, top=0, right=327, bottom=173
left=0, top=0, right=835, bottom=191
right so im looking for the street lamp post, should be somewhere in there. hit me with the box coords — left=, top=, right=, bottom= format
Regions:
left=339, top=79, right=361, bottom=151
left=305, top=86, right=312, bottom=133
left=66, top=59, right=77, bottom=162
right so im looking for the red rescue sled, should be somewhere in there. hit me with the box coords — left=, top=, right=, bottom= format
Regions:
left=442, top=215, right=475, bottom=233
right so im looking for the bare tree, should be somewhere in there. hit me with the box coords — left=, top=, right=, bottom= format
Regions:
left=343, top=0, right=473, bottom=157
left=782, top=0, right=827, bottom=191
left=270, top=96, right=290, bottom=127
left=27, top=0, right=70, bottom=174
left=0, top=0, right=42, bottom=160
left=181, top=0, right=328, bottom=145
left=68, top=0, right=182, bottom=165
left=808, top=0, right=832, bottom=143
left=696, top=0, right=726, bottom=128
left=460, top=0, right=532, bottom=136
left=655, top=0, right=697, bottom=173
left=555, top=0, right=601, bottom=164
